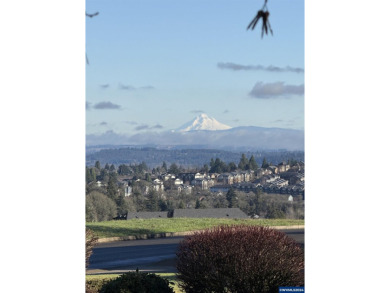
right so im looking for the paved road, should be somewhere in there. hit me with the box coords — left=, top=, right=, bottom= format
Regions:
left=87, top=229, right=304, bottom=274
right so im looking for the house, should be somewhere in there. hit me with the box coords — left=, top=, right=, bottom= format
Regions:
left=126, top=211, right=168, bottom=219
left=217, top=173, right=234, bottom=185
left=124, top=185, right=132, bottom=197
left=209, top=173, right=219, bottom=181
left=153, top=179, right=164, bottom=192
left=277, top=162, right=290, bottom=173
left=255, top=168, right=272, bottom=178
left=194, top=172, right=206, bottom=179
left=230, top=172, right=243, bottom=183
left=240, top=170, right=253, bottom=182
left=178, top=172, right=196, bottom=183
left=161, top=173, right=175, bottom=181
left=259, top=174, right=280, bottom=184
left=289, top=173, right=305, bottom=185
left=234, top=182, right=257, bottom=192
left=125, top=208, right=249, bottom=219
left=177, top=184, right=193, bottom=194
left=271, top=178, right=288, bottom=187
left=267, top=166, right=279, bottom=174
left=174, top=178, right=184, bottom=185
left=173, top=208, right=248, bottom=219
left=153, top=178, right=162, bottom=184
left=191, top=178, right=213, bottom=190
left=210, top=185, right=231, bottom=193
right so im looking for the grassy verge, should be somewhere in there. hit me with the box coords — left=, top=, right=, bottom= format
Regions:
left=86, top=218, right=304, bottom=239
left=86, top=273, right=183, bottom=293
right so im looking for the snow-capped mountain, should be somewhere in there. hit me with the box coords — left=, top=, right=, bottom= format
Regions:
left=176, top=113, right=232, bottom=132
left=86, top=113, right=304, bottom=150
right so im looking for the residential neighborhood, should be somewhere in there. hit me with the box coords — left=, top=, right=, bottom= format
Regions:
left=86, top=156, right=305, bottom=222
left=117, top=161, right=304, bottom=198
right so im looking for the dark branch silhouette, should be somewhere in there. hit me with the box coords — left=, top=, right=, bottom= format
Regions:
left=86, top=12, right=99, bottom=65
left=247, top=0, right=273, bottom=38
left=86, top=12, right=99, bottom=18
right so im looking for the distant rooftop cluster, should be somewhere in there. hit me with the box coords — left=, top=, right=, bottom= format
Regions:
left=124, top=208, right=248, bottom=220
left=116, top=160, right=304, bottom=198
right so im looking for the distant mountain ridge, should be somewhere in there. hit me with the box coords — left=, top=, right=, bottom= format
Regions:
left=86, top=114, right=304, bottom=151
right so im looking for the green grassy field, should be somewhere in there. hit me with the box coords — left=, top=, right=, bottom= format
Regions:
left=86, top=218, right=304, bottom=239
left=86, top=273, right=183, bottom=292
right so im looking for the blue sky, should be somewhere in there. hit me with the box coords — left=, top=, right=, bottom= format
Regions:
left=86, top=0, right=304, bottom=136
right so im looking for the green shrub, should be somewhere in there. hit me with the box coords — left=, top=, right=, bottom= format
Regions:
left=86, top=278, right=109, bottom=293
left=176, top=225, right=304, bottom=293
left=100, top=271, right=174, bottom=293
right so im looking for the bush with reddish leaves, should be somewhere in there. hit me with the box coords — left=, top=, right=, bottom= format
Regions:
left=86, top=228, right=98, bottom=269
left=176, top=225, right=304, bottom=293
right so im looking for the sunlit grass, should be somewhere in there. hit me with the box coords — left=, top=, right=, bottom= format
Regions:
left=86, top=218, right=304, bottom=239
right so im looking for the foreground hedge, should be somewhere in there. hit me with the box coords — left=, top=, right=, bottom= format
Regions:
left=176, top=225, right=304, bottom=293
left=99, top=271, right=174, bottom=293
left=86, top=272, right=174, bottom=293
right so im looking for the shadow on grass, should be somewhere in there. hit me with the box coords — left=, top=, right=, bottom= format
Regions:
left=87, top=225, right=168, bottom=238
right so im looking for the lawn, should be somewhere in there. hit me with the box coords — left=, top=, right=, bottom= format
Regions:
left=86, top=218, right=304, bottom=239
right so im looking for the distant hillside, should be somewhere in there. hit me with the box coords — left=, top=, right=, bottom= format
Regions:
left=86, top=147, right=304, bottom=168
left=86, top=126, right=304, bottom=151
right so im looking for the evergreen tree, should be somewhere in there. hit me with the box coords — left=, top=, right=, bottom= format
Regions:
left=200, top=164, right=209, bottom=173
left=226, top=188, right=238, bottom=208
left=238, top=154, right=249, bottom=170
left=118, top=164, right=131, bottom=175
left=116, top=195, right=128, bottom=215
left=210, top=158, right=228, bottom=173
left=162, top=161, right=168, bottom=172
left=146, top=190, right=159, bottom=212
left=249, top=155, right=259, bottom=170
left=228, top=162, right=237, bottom=172
left=140, top=161, right=148, bottom=172
left=95, top=161, right=101, bottom=170
left=107, top=174, right=118, bottom=200
left=86, top=167, right=95, bottom=183
left=209, top=158, right=215, bottom=171
left=99, top=169, right=109, bottom=183
left=195, top=199, right=201, bottom=209
left=90, top=168, right=96, bottom=182
left=104, top=163, right=110, bottom=170
left=253, top=192, right=262, bottom=216
left=109, top=164, right=116, bottom=172
left=261, top=158, right=269, bottom=168
left=168, top=163, right=180, bottom=176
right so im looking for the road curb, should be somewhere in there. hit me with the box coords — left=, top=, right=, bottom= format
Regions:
left=97, top=225, right=304, bottom=243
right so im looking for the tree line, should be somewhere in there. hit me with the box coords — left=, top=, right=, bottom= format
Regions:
left=86, top=147, right=304, bottom=168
